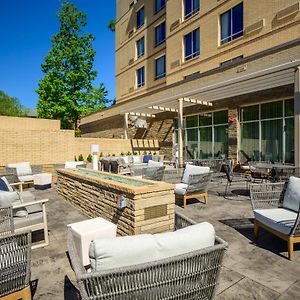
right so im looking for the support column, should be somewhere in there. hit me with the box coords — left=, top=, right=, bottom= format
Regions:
left=178, top=98, right=184, bottom=167
left=124, top=113, right=129, bottom=139
left=228, top=107, right=239, bottom=166
left=294, top=67, right=300, bottom=167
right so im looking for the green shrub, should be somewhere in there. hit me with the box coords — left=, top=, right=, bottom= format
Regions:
left=126, top=151, right=132, bottom=155
left=74, top=156, right=77, bottom=161
left=99, top=152, right=103, bottom=157
left=112, top=154, right=115, bottom=156
left=120, top=152, right=124, bottom=156
left=133, top=151, right=138, bottom=155
left=78, top=154, right=84, bottom=161
left=86, top=154, right=93, bottom=163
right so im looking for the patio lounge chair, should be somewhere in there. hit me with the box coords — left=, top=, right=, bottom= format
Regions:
left=68, top=212, right=227, bottom=300
left=0, top=177, right=49, bottom=249
left=0, top=206, right=32, bottom=300
left=174, top=164, right=213, bottom=208
left=250, top=177, right=300, bottom=260
left=6, top=162, right=42, bottom=184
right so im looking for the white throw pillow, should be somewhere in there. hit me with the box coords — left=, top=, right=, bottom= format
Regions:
left=283, top=176, right=300, bottom=212
left=89, top=222, right=215, bottom=272
left=182, top=164, right=210, bottom=184
left=132, top=155, right=143, bottom=164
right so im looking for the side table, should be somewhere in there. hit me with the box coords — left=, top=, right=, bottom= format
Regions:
left=68, top=217, right=117, bottom=266
left=33, top=173, right=52, bottom=190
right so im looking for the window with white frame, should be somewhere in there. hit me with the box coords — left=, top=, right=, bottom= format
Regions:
left=155, top=55, right=166, bottom=80
left=184, top=28, right=200, bottom=60
left=136, top=66, right=145, bottom=87
left=155, top=21, right=166, bottom=46
left=136, top=37, right=145, bottom=58
left=220, top=2, right=243, bottom=45
left=184, top=0, right=200, bottom=19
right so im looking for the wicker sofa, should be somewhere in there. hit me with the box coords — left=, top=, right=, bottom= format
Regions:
left=68, top=212, right=227, bottom=300
left=250, top=177, right=300, bottom=260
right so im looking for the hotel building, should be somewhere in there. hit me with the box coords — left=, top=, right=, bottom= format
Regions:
left=81, top=0, right=300, bottom=167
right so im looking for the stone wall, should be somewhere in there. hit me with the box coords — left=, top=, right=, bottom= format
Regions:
left=57, top=169, right=175, bottom=236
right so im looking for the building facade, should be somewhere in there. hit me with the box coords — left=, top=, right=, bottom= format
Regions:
left=81, top=0, right=300, bottom=166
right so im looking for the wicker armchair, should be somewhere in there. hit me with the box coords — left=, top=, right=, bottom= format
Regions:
left=250, top=182, right=300, bottom=260
left=68, top=212, right=227, bottom=300
left=0, top=206, right=14, bottom=236
left=175, top=166, right=213, bottom=208
left=0, top=207, right=32, bottom=299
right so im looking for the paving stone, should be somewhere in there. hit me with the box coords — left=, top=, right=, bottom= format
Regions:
left=216, top=277, right=280, bottom=299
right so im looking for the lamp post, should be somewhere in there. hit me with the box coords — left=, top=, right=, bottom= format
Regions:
left=90, top=144, right=100, bottom=170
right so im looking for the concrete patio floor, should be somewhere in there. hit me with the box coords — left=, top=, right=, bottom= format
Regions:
left=29, top=181, right=300, bottom=299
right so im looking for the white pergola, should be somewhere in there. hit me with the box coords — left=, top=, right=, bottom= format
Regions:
left=122, top=97, right=213, bottom=167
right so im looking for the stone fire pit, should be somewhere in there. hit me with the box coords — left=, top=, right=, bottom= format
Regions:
left=57, top=168, right=175, bottom=236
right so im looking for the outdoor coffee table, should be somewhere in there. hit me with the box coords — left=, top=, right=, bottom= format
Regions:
left=68, top=217, right=117, bottom=266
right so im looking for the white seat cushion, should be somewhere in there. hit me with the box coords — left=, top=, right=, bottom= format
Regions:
left=7, top=162, right=32, bottom=176
left=174, top=183, right=188, bottom=195
left=65, top=161, right=85, bottom=168
left=18, top=175, right=34, bottom=182
left=283, top=176, right=300, bottom=212
left=254, top=208, right=297, bottom=235
left=89, top=222, right=215, bottom=272
left=147, top=160, right=163, bottom=167
left=182, top=164, right=210, bottom=184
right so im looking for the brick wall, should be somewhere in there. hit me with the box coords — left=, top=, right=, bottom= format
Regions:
left=0, top=116, right=160, bottom=166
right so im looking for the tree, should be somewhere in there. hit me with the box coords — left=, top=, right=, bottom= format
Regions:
left=36, top=2, right=107, bottom=129
left=0, top=90, right=25, bottom=116
left=107, top=19, right=116, bottom=32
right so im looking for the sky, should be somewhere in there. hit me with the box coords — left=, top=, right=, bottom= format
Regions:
left=0, top=0, right=116, bottom=109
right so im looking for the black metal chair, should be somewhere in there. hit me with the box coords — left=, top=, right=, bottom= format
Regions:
left=223, top=163, right=251, bottom=196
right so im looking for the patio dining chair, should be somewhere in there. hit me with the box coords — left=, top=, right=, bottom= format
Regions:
left=0, top=206, right=32, bottom=299
left=223, top=163, right=251, bottom=196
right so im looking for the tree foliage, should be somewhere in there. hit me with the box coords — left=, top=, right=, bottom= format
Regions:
left=36, top=2, right=107, bottom=129
left=0, top=90, right=25, bottom=117
left=107, top=19, right=116, bottom=32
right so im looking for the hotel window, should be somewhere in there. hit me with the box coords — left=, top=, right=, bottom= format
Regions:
left=184, top=28, right=200, bottom=61
left=136, top=37, right=145, bottom=58
left=240, top=100, right=294, bottom=163
left=155, top=21, right=166, bottom=47
left=155, top=0, right=165, bottom=13
left=136, top=66, right=145, bottom=88
left=220, top=2, right=243, bottom=45
left=184, top=0, right=200, bottom=19
left=155, top=55, right=166, bottom=80
left=136, top=7, right=144, bottom=29
left=184, top=110, right=228, bottom=159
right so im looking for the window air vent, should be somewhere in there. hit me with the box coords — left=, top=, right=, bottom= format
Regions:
left=277, top=2, right=300, bottom=20
left=170, top=19, right=181, bottom=32
left=244, top=19, right=265, bottom=35
left=170, top=59, right=180, bottom=69
left=128, top=58, right=134, bottom=65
